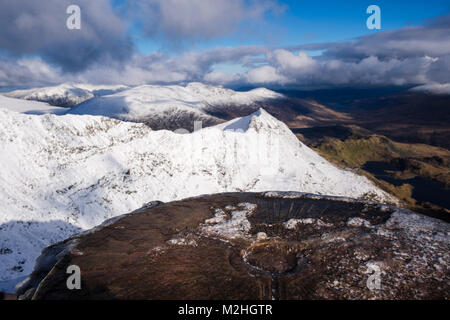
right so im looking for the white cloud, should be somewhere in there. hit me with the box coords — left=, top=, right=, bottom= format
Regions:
left=0, top=49, right=447, bottom=89
left=203, top=72, right=241, bottom=85
left=411, top=83, right=450, bottom=95
left=268, top=49, right=317, bottom=73
left=245, top=65, right=287, bottom=84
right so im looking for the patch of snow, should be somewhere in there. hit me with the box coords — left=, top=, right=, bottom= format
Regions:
left=299, top=218, right=316, bottom=225
left=205, top=209, right=228, bottom=225
left=202, top=203, right=257, bottom=240
left=284, top=218, right=312, bottom=229
left=284, top=218, right=332, bottom=229
left=347, top=218, right=373, bottom=228
left=284, top=219, right=300, bottom=230
left=385, top=210, right=450, bottom=242
left=263, top=191, right=397, bottom=206
left=167, top=238, right=197, bottom=247
left=256, top=232, right=268, bottom=241
left=316, top=219, right=333, bottom=227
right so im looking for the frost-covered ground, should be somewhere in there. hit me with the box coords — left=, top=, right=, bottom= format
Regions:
left=0, top=105, right=395, bottom=292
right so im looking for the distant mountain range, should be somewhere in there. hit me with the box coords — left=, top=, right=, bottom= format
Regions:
left=4, top=84, right=129, bottom=108
left=5, top=83, right=448, bottom=148
left=67, top=83, right=284, bottom=131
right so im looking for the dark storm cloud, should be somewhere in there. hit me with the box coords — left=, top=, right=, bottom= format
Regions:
left=0, top=46, right=268, bottom=87
left=128, top=0, right=285, bottom=42
left=0, top=57, right=64, bottom=87
left=0, top=0, right=133, bottom=72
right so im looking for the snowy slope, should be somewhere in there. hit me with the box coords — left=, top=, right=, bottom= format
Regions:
left=0, top=107, right=395, bottom=290
left=4, top=84, right=128, bottom=107
left=0, top=95, right=67, bottom=115
left=68, top=83, right=285, bottom=130
left=183, top=82, right=283, bottom=105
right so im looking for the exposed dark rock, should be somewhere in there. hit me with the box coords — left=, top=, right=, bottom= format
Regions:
left=20, top=192, right=450, bottom=300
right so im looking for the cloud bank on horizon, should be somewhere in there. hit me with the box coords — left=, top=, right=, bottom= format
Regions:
left=0, top=0, right=449, bottom=94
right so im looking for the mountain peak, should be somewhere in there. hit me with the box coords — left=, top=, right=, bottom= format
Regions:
left=221, top=108, right=289, bottom=134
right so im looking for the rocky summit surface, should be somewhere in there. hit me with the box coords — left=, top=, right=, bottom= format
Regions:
left=18, top=192, right=449, bottom=300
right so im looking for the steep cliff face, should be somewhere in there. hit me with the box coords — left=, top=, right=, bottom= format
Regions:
left=18, top=192, right=449, bottom=300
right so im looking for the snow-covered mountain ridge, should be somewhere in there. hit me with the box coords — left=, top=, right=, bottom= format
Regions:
left=4, top=84, right=129, bottom=107
left=3, top=82, right=287, bottom=131
left=0, top=107, right=394, bottom=291
left=0, top=95, right=67, bottom=115
left=67, top=83, right=285, bottom=130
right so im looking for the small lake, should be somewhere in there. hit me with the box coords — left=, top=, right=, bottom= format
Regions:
left=363, top=161, right=450, bottom=210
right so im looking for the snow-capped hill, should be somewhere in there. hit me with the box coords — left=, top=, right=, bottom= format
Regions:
left=0, top=107, right=395, bottom=290
left=67, top=83, right=285, bottom=130
left=0, top=94, right=67, bottom=115
left=73, top=83, right=129, bottom=94
left=185, top=82, right=284, bottom=105
left=221, top=108, right=287, bottom=133
left=68, top=84, right=223, bottom=130
left=4, top=84, right=128, bottom=107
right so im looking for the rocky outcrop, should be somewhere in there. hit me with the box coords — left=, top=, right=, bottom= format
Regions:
left=19, top=192, right=449, bottom=300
